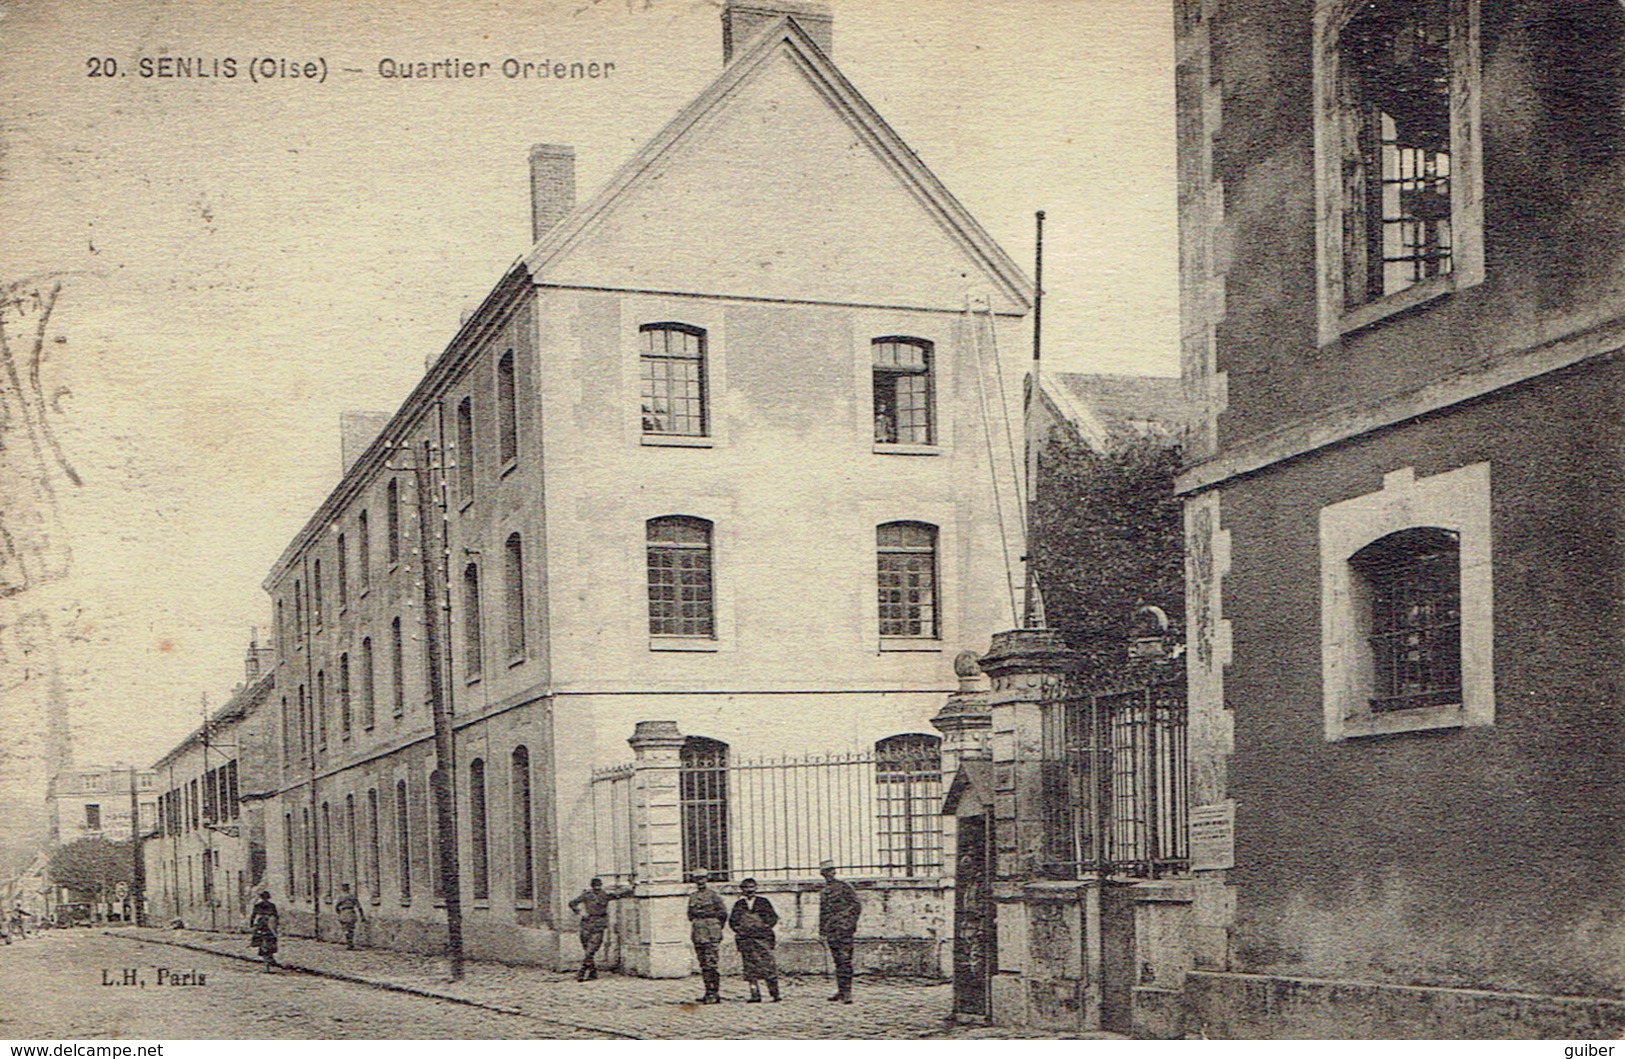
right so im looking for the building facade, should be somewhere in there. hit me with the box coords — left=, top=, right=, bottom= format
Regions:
left=46, top=764, right=157, bottom=846
left=144, top=641, right=277, bottom=930
left=262, top=1, right=1033, bottom=975
left=1174, top=0, right=1625, bottom=1037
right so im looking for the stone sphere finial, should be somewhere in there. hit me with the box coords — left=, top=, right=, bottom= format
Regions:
left=954, top=650, right=982, bottom=679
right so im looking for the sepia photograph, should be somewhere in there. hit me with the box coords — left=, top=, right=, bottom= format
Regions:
left=0, top=0, right=1620, bottom=1044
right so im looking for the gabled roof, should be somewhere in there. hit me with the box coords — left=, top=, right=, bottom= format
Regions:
left=1036, top=372, right=1189, bottom=454
left=524, top=15, right=1033, bottom=315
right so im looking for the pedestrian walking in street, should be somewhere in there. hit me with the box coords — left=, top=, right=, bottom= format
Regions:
left=334, top=883, right=365, bottom=950
left=10, top=902, right=31, bottom=938
left=687, top=870, right=728, bottom=1004
left=249, top=891, right=281, bottom=971
left=728, top=877, right=780, bottom=1003
left=567, top=877, right=630, bottom=981
left=817, top=860, right=861, bottom=1003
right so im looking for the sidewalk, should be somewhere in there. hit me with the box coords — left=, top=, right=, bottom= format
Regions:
left=109, top=927, right=1113, bottom=1039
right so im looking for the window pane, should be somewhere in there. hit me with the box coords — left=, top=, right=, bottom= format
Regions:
left=640, top=325, right=707, bottom=436
left=878, top=523, right=937, bottom=638
left=647, top=517, right=714, bottom=637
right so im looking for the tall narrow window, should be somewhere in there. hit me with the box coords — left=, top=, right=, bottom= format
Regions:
left=339, top=654, right=352, bottom=738
left=872, top=338, right=935, bottom=445
left=360, top=637, right=376, bottom=729
left=297, top=686, right=309, bottom=760
left=875, top=734, right=944, bottom=877
left=366, top=789, right=382, bottom=902
left=512, top=746, right=534, bottom=902
left=294, top=581, right=304, bottom=644
left=346, top=793, right=359, bottom=889
left=337, top=534, right=349, bottom=611
left=390, top=617, right=405, bottom=717
left=284, top=813, right=296, bottom=901
left=877, top=521, right=939, bottom=639
left=469, top=758, right=489, bottom=902
left=646, top=516, right=714, bottom=638
left=386, top=479, right=401, bottom=565
left=679, top=736, right=729, bottom=878
left=316, top=670, right=329, bottom=748
left=462, top=563, right=483, bottom=678
left=281, top=696, right=292, bottom=766
left=276, top=600, right=286, bottom=655
left=301, top=807, right=312, bottom=898
left=504, top=533, right=526, bottom=663
left=456, top=396, right=475, bottom=505
left=639, top=323, right=707, bottom=436
left=497, top=351, right=518, bottom=467
left=313, top=560, right=324, bottom=629
left=321, top=802, right=333, bottom=899
left=1317, top=0, right=1482, bottom=339
left=1352, top=527, right=1461, bottom=712
left=358, top=511, right=371, bottom=591
left=395, top=779, right=411, bottom=901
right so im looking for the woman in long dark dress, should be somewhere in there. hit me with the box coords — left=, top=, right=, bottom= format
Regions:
left=728, top=878, right=780, bottom=1002
left=249, top=891, right=280, bottom=971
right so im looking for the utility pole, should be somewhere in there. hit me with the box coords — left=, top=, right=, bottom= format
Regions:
left=200, top=693, right=217, bottom=931
left=128, top=764, right=143, bottom=925
left=1024, top=209, right=1048, bottom=630
left=403, top=433, right=464, bottom=980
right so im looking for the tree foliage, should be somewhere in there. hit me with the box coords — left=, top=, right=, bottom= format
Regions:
left=1029, top=430, right=1185, bottom=690
left=48, top=838, right=134, bottom=898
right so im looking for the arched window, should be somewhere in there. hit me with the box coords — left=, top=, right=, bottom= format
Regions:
left=1351, top=527, right=1461, bottom=711
left=456, top=396, right=476, bottom=504
left=639, top=323, right=708, bottom=436
left=337, top=533, right=349, bottom=611
left=366, top=788, right=382, bottom=902
left=647, top=516, right=714, bottom=638
left=394, top=779, right=411, bottom=901
left=293, top=580, right=304, bottom=643
left=316, top=670, right=328, bottom=748
left=463, top=563, right=483, bottom=679
left=360, top=637, right=376, bottom=729
left=875, top=734, right=944, bottom=878
left=680, top=736, right=729, bottom=878
left=512, top=746, right=534, bottom=902
left=390, top=617, right=405, bottom=717
left=504, top=533, right=526, bottom=662
left=357, top=510, right=371, bottom=591
left=313, top=559, right=324, bottom=628
left=872, top=337, right=934, bottom=445
left=386, top=479, right=401, bottom=565
left=345, top=793, right=359, bottom=889
left=497, top=351, right=519, bottom=467
left=339, top=653, right=352, bottom=738
left=877, top=522, right=939, bottom=639
left=469, top=758, right=489, bottom=902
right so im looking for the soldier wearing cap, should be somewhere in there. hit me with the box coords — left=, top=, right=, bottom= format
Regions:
left=687, top=870, right=728, bottom=1003
left=817, top=859, right=861, bottom=1003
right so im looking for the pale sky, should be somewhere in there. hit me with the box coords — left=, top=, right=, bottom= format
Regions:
left=0, top=0, right=1178, bottom=770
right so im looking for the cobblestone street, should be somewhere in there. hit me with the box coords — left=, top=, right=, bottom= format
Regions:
left=92, top=927, right=1112, bottom=1039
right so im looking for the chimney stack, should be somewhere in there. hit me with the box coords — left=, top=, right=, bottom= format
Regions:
left=723, top=1, right=833, bottom=63
left=529, top=144, right=576, bottom=243
left=341, top=411, right=391, bottom=473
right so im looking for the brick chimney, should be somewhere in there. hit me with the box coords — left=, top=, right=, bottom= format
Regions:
left=529, top=144, right=576, bottom=243
left=244, top=632, right=275, bottom=681
left=723, top=0, right=832, bottom=63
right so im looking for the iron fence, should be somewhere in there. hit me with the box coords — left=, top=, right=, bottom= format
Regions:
left=589, top=747, right=945, bottom=883
left=1042, top=673, right=1189, bottom=879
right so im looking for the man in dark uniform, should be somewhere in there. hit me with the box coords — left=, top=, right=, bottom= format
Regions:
left=567, top=877, right=630, bottom=981
left=687, top=871, right=728, bottom=1003
left=818, top=859, right=861, bottom=1003
left=334, top=883, right=366, bottom=950
left=728, top=877, right=780, bottom=1002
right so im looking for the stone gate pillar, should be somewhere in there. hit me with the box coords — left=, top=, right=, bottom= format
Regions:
left=627, top=720, right=691, bottom=978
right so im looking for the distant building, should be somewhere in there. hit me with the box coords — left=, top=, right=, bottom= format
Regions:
left=262, top=0, right=1033, bottom=976
left=46, top=764, right=157, bottom=845
left=1173, top=0, right=1625, bottom=1038
left=144, top=640, right=276, bottom=930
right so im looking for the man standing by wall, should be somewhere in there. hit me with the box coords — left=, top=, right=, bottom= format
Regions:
left=687, top=871, right=727, bottom=1004
left=568, top=876, right=630, bottom=981
left=818, top=860, right=861, bottom=1003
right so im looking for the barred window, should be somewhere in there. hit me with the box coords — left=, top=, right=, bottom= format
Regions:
left=875, top=734, right=944, bottom=877
left=1340, top=0, right=1453, bottom=303
left=1352, top=527, right=1461, bottom=712
left=680, top=736, right=729, bottom=879
left=497, top=351, right=519, bottom=467
left=462, top=563, right=483, bottom=679
left=877, top=521, right=939, bottom=638
left=639, top=323, right=707, bottom=437
left=872, top=338, right=934, bottom=445
left=646, top=516, right=714, bottom=638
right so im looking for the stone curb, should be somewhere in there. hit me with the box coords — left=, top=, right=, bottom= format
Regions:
left=104, top=928, right=642, bottom=1040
